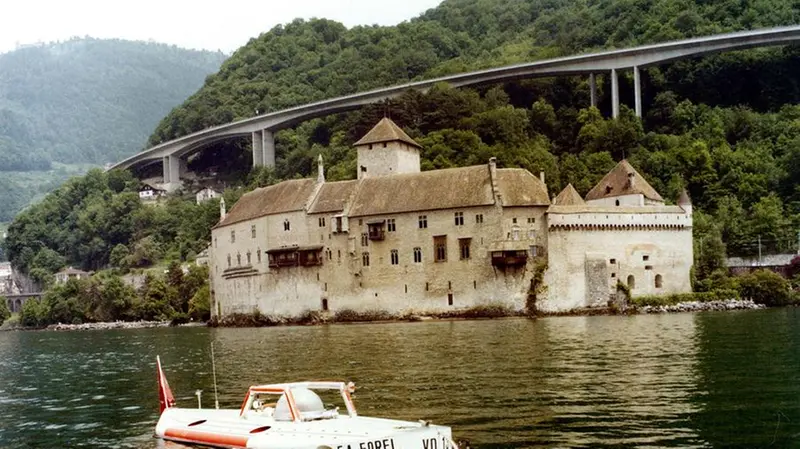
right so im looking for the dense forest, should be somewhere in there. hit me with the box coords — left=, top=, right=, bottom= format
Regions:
left=5, top=0, right=800, bottom=317
left=0, top=38, right=226, bottom=221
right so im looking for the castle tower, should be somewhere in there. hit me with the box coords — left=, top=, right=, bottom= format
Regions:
left=677, top=189, right=692, bottom=215
left=353, top=117, right=421, bottom=179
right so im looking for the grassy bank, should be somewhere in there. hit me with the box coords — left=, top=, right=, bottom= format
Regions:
left=208, top=304, right=524, bottom=328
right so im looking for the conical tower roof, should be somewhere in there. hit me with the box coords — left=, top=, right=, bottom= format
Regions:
left=553, top=183, right=585, bottom=205
left=677, top=189, right=692, bottom=205
left=354, top=117, right=421, bottom=149
left=585, top=159, right=663, bottom=202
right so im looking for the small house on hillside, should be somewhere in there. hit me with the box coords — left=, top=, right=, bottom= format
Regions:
left=139, top=182, right=167, bottom=202
left=196, top=187, right=221, bottom=205
left=54, top=267, right=90, bottom=284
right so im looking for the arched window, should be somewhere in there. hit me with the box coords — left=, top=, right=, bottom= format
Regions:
left=615, top=199, right=620, bottom=206
left=627, top=275, right=635, bottom=289
left=655, top=274, right=663, bottom=288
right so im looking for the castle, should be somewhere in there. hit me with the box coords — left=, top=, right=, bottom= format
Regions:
left=208, top=118, right=693, bottom=318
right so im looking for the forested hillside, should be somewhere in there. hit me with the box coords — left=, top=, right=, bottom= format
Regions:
left=0, top=38, right=226, bottom=221
left=6, top=0, right=800, bottom=297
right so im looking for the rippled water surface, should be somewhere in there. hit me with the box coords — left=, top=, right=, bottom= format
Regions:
left=1, top=309, right=799, bottom=448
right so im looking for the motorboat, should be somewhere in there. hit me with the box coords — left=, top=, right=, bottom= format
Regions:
left=155, top=356, right=459, bottom=449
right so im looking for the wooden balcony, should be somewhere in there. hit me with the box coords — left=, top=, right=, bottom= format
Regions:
left=367, top=221, right=385, bottom=241
left=491, top=250, right=529, bottom=268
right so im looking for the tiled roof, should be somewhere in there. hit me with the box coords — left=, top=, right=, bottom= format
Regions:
left=553, top=183, right=585, bottom=206
left=308, top=180, right=359, bottom=214
left=215, top=178, right=317, bottom=228
left=348, top=165, right=549, bottom=217
left=353, top=117, right=421, bottom=148
left=585, top=159, right=663, bottom=202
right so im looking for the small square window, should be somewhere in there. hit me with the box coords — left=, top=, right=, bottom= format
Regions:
left=645, top=265, right=653, bottom=270
left=610, top=258, right=617, bottom=264
left=643, top=255, right=650, bottom=261
left=512, top=217, right=517, bottom=224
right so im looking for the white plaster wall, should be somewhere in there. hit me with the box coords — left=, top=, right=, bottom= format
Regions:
left=356, top=141, right=420, bottom=179
left=587, top=194, right=644, bottom=206
left=541, top=226, right=693, bottom=312
left=548, top=210, right=692, bottom=227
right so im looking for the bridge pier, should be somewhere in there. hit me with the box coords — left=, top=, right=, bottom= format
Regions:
left=589, top=73, right=597, bottom=108
left=633, top=66, right=642, bottom=118
left=611, top=69, right=620, bottom=119
left=162, top=155, right=185, bottom=189
left=252, top=130, right=276, bottom=168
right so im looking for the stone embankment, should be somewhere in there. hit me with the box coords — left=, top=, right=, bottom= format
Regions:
left=638, top=299, right=765, bottom=314
left=47, top=321, right=171, bottom=331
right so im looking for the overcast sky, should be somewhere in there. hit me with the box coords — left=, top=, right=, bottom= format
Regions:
left=0, top=0, right=444, bottom=54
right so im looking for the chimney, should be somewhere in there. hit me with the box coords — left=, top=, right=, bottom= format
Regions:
left=488, top=157, right=501, bottom=203
left=220, top=197, right=226, bottom=220
left=540, top=171, right=545, bottom=184
left=317, top=154, right=325, bottom=184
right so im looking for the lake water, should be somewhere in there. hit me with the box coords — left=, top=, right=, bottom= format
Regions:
left=0, top=309, right=799, bottom=448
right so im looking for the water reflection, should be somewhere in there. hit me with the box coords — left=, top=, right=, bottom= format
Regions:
left=0, top=312, right=796, bottom=448
left=692, top=308, right=800, bottom=447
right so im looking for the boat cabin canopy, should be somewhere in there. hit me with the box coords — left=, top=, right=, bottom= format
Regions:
left=240, top=381, right=357, bottom=422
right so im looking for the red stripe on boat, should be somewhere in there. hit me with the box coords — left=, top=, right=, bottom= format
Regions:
left=165, top=428, right=249, bottom=448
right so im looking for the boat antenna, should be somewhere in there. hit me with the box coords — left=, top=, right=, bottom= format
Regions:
left=211, top=342, right=220, bottom=410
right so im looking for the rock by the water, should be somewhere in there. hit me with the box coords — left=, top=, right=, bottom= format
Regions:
left=639, top=299, right=765, bottom=314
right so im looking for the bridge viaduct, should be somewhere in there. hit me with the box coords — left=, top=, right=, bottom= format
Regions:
left=111, top=25, right=800, bottom=188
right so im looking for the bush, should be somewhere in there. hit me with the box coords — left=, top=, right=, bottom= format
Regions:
left=737, top=270, right=794, bottom=307
left=0, top=298, right=10, bottom=325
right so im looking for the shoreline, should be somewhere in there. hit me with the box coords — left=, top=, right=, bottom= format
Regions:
left=0, top=299, right=775, bottom=331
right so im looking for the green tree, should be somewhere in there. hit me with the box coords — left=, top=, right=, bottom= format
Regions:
left=0, top=298, right=10, bottom=326
left=188, top=285, right=211, bottom=321
left=738, top=270, right=794, bottom=307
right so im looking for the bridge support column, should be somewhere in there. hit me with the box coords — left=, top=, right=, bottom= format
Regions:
left=589, top=73, right=597, bottom=108
left=611, top=68, right=620, bottom=119
left=633, top=66, right=642, bottom=118
left=162, top=155, right=182, bottom=187
left=252, top=131, right=264, bottom=167
left=252, top=130, right=275, bottom=168
left=263, top=130, right=275, bottom=167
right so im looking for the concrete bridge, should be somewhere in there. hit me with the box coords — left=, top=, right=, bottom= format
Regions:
left=5, top=292, right=42, bottom=314
left=111, top=25, right=800, bottom=188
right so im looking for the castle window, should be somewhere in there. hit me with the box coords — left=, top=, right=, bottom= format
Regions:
left=434, top=235, right=447, bottom=262
left=283, top=219, right=290, bottom=231
left=645, top=265, right=653, bottom=270
left=246, top=251, right=251, bottom=265
left=413, top=247, right=422, bottom=263
left=319, top=217, right=326, bottom=227
left=257, top=249, right=261, bottom=263
left=362, top=252, right=370, bottom=267
left=643, top=255, right=650, bottom=261
left=610, top=258, right=616, bottom=264
left=655, top=274, right=663, bottom=288
left=627, top=275, right=635, bottom=289
left=459, top=238, right=471, bottom=260
left=611, top=273, right=616, bottom=278
left=527, top=230, right=535, bottom=240
left=368, top=145, right=373, bottom=150
left=251, top=225, right=256, bottom=239
left=227, top=254, right=231, bottom=268
left=512, top=217, right=517, bottom=224
left=367, top=221, right=385, bottom=240
left=230, top=230, right=235, bottom=243
left=476, top=214, right=484, bottom=224
left=606, top=185, right=613, bottom=194
left=448, top=293, right=454, bottom=306
left=418, top=215, right=428, bottom=229
left=322, top=298, right=329, bottom=311
left=361, top=233, right=369, bottom=247
left=615, top=199, right=620, bottom=206
left=383, top=142, right=387, bottom=148
left=454, top=212, right=464, bottom=226
left=361, top=165, right=367, bottom=174
left=390, top=249, right=399, bottom=265
left=237, top=253, right=242, bottom=266
left=527, top=217, right=535, bottom=224
left=387, top=218, right=396, bottom=232
left=474, top=280, right=477, bottom=289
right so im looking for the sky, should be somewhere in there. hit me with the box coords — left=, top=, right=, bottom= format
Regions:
left=0, top=0, right=444, bottom=54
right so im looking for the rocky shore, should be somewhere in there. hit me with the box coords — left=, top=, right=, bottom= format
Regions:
left=46, top=320, right=171, bottom=331
left=638, top=299, right=766, bottom=314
